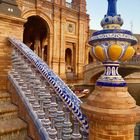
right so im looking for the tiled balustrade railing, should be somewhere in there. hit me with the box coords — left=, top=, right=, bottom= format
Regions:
left=8, top=37, right=89, bottom=140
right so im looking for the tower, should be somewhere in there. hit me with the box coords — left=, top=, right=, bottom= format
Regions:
left=72, top=0, right=86, bottom=13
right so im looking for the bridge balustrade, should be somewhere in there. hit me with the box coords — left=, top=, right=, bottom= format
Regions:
left=84, top=61, right=102, bottom=72
left=124, top=55, right=140, bottom=65
left=8, top=37, right=89, bottom=140
left=85, top=54, right=140, bottom=71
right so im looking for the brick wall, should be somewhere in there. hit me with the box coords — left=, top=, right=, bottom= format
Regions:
left=89, top=122, right=135, bottom=140
left=0, top=13, right=25, bottom=89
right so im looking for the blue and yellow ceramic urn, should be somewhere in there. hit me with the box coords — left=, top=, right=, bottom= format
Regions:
left=89, top=0, right=137, bottom=87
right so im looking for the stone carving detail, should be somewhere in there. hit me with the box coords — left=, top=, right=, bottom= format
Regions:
left=67, top=22, right=76, bottom=34
left=68, top=23, right=74, bottom=33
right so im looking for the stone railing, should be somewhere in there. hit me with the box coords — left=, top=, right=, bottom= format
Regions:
left=84, top=54, right=140, bottom=72
left=124, top=54, right=140, bottom=65
left=8, top=37, right=89, bottom=140
left=84, top=61, right=102, bottom=72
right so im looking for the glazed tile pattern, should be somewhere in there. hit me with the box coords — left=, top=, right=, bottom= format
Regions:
left=89, top=30, right=137, bottom=46
left=101, top=15, right=123, bottom=27
left=8, top=37, right=89, bottom=133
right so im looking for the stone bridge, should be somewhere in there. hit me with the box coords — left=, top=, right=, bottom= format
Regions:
left=84, top=55, right=140, bottom=83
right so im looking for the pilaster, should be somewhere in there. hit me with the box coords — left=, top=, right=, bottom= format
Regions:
left=79, top=0, right=86, bottom=13
left=59, top=10, right=66, bottom=79
left=61, top=0, right=66, bottom=7
left=77, top=16, right=88, bottom=81
left=48, top=33, right=54, bottom=69
left=52, top=8, right=61, bottom=75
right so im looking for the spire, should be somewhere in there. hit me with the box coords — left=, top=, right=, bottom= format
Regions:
left=101, top=0, right=123, bottom=29
left=107, top=0, right=117, bottom=16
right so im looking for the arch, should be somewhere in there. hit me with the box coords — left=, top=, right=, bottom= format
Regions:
left=90, top=71, right=103, bottom=83
left=88, top=52, right=94, bottom=63
left=84, top=63, right=140, bottom=84
left=65, top=48, right=73, bottom=72
left=21, top=9, right=53, bottom=34
left=22, top=9, right=54, bottom=66
left=23, top=16, right=48, bottom=59
left=84, top=66, right=104, bottom=83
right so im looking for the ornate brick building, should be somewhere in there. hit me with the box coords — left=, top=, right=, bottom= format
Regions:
left=0, top=0, right=89, bottom=85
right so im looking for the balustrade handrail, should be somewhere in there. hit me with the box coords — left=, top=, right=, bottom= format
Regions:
left=84, top=61, right=103, bottom=71
left=8, top=37, right=89, bottom=133
left=123, top=55, right=140, bottom=65
left=8, top=74, right=49, bottom=140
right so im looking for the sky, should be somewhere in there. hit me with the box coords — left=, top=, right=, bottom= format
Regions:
left=86, top=0, right=140, bottom=34
left=67, top=0, right=140, bottom=34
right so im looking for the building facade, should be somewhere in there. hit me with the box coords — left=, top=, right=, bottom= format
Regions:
left=0, top=0, right=90, bottom=84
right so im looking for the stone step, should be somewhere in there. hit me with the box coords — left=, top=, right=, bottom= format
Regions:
left=0, top=91, right=11, bottom=103
left=0, top=102, right=18, bottom=120
left=0, top=118, right=27, bottom=140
